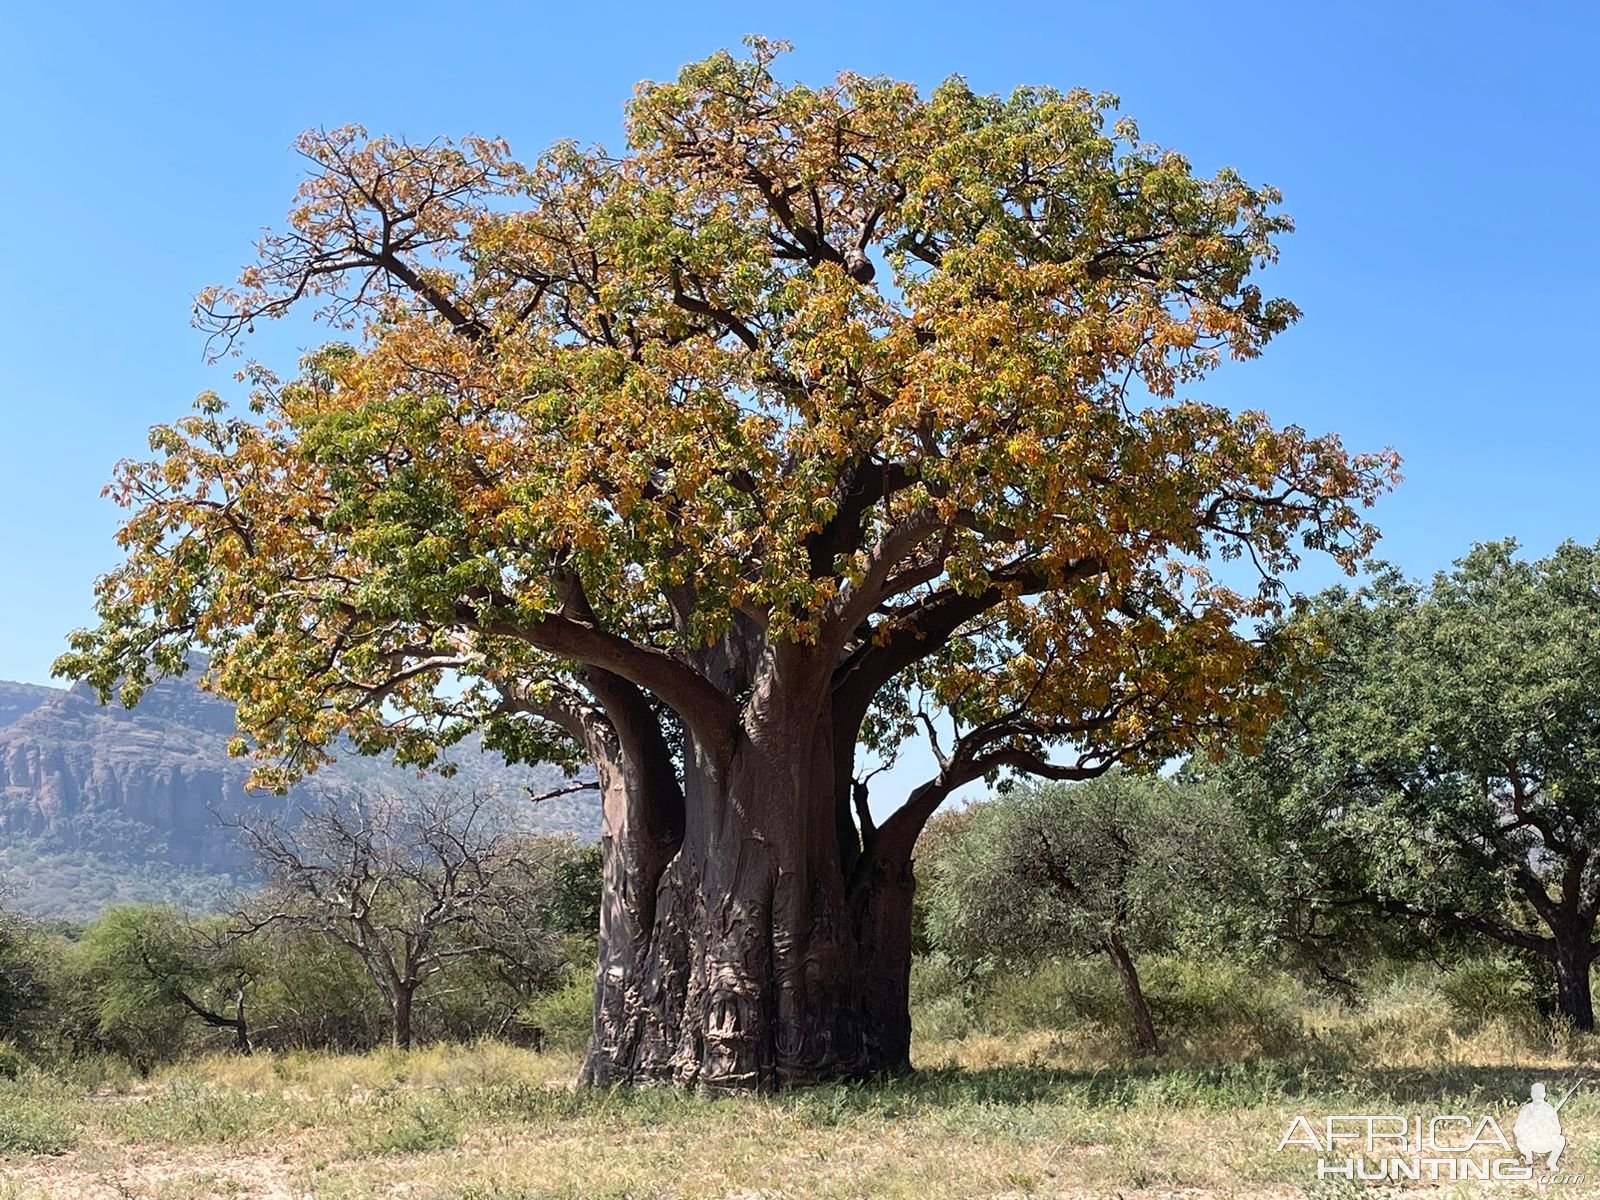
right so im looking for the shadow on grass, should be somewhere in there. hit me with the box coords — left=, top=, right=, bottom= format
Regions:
left=789, top=1058, right=1600, bottom=1116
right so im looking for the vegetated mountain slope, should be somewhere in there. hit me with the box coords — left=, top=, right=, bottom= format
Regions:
left=0, top=674, right=596, bottom=919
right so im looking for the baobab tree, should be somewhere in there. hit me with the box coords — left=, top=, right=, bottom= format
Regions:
left=57, top=41, right=1396, bottom=1089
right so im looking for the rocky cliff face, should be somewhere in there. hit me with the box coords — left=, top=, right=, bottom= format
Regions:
left=0, top=674, right=597, bottom=916
left=0, top=681, right=264, bottom=864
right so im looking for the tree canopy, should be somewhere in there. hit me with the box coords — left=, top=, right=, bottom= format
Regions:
left=1220, top=540, right=1600, bottom=1028
left=61, top=40, right=1393, bottom=783
left=79, top=905, right=259, bottom=1054
left=924, top=773, right=1262, bottom=1053
left=56, top=41, right=1397, bottom=1088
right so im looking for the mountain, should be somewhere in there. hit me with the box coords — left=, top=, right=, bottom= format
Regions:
left=0, top=675, right=598, bottom=919
left=0, top=681, right=57, bottom=728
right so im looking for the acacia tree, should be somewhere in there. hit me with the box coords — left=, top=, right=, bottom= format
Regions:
left=925, top=774, right=1258, bottom=1055
left=57, top=42, right=1396, bottom=1088
left=0, top=896, right=49, bottom=1049
left=80, top=906, right=259, bottom=1055
left=1219, top=541, right=1600, bottom=1028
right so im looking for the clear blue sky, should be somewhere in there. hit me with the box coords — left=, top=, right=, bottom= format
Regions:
left=1, top=2, right=1595, bottom=719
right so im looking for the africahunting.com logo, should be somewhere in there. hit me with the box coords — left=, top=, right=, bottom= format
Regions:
left=1276, top=1081, right=1579, bottom=1183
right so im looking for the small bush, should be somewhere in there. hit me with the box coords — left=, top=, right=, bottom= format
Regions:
left=1439, top=955, right=1539, bottom=1027
left=1142, top=957, right=1307, bottom=1055
left=1357, top=960, right=1447, bottom=1012
left=912, top=992, right=975, bottom=1044
left=976, top=958, right=1126, bottom=1035
left=909, top=953, right=974, bottom=1042
left=523, top=967, right=594, bottom=1052
left=0, top=1102, right=76, bottom=1154
left=967, top=955, right=1305, bottom=1056
left=0, top=1043, right=25, bottom=1081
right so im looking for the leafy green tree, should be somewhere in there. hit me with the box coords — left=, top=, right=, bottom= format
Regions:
left=55, top=41, right=1395, bottom=1087
left=238, top=921, right=388, bottom=1051
left=908, top=806, right=977, bottom=956
left=1224, top=540, right=1600, bottom=1028
left=546, top=842, right=604, bottom=940
left=0, top=900, right=51, bottom=1050
left=80, top=905, right=259, bottom=1059
left=924, top=773, right=1258, bottom=1054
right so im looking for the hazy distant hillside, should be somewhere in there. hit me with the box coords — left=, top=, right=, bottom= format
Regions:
left=0, top=680, right=58, bottom=728
left=0, top=675, right=598, bottom=919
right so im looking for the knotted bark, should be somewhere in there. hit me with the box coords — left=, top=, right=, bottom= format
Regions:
left=591, top=727, right=868, bottom=1089
left=576, top=671, right=684, bottom=1086
left=575, top=638, right=971, bottom=1090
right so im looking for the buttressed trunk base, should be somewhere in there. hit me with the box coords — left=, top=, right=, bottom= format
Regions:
left=583, top=742, right=876, bottom=1090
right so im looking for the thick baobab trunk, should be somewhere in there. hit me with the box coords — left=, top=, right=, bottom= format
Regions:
left=1552, top=937, right=1596, bottom=1032
left=578, top=663, right=952, bottom=1089
left=579, top=757, right=684, bottom=1085
left=1105, top=927, right=1160, bottom=1056
left=603, top=737, right=865, bottom=1090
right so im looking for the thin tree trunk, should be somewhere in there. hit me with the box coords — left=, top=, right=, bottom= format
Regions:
left=1105, top=928, right=1160, bottom=1056
left=393, top=985, right=415, bottom=1050
left=169, top=982, right=252, bottom=1055
left=232, top=987, right=251, bottom=1056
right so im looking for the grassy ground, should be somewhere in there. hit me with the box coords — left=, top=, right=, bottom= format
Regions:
left=8, top=1016, right=1600, bottom=1200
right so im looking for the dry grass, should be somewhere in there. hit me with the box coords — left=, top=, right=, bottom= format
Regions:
left=8, top=1008, right=1600, bottom=1198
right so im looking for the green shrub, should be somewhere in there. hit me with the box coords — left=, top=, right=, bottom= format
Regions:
left=1328, top=955, right=1550, bottom=1059
left=0, top=1043, right=25, bottom=1081
left=1141, top=957, right=1307, bottom=1053
left=0, top=1101, right=76, bottom=1154
left=975, top=957, right=1125, bottom=1034
left=968, top=955, right=1305, bottom=1055
left=1356, top=960, right=1446, bottom=1011
left=909, top=953, right=974, bottom=1042
left=523, top=967, right=594, bottom=1052
left=1439, top=955, right=1539, bottom=1027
